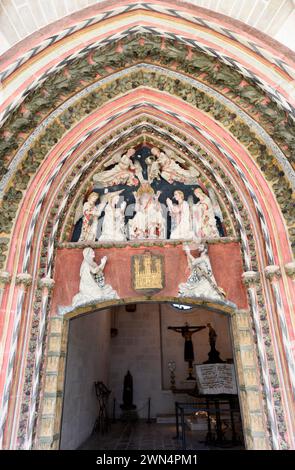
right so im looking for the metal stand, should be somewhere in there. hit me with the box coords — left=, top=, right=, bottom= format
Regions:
left=93, top=381, right=111, bottom=434
left=174, top=396, right=243, bottom=450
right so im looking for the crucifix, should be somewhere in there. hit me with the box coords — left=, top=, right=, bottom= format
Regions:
left=168, top=322, right=206, bottom=380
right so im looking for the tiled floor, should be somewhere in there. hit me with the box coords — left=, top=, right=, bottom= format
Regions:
left=78, top=421, right=244, bottom=450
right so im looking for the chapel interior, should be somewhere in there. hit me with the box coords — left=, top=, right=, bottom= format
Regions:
left=60, top=303, right=244, bottom=450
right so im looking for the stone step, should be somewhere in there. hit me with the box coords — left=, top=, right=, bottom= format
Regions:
left=156, top=414, right=176, bottom=424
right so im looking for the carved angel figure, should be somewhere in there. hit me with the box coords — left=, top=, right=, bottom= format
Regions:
left=72, top=248, right=118, bottom=307
left=79, top=192, right=106, bottom=242
left=191, top=188, right=220, bottom=239
left=178, top=244, right=225, bottom=299
left=150, top=147, right=199, bottom=185
left=93, top=148, right=142, bottom=187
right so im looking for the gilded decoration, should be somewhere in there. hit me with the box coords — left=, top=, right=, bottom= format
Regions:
left=131, top=251, right=164, bottom=293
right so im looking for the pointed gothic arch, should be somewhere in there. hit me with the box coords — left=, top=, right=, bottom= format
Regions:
left=0, top=1, right=294, bottom=451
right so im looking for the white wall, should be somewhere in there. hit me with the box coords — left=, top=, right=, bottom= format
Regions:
left=109, top=304, right=233, bottom=420
left=60, top=308, right=111, bottom=450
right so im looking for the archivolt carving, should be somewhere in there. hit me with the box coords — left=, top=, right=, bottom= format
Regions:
left=0, top=79, right=294, bottom=270
left=0, top=35, right=294, bottom=270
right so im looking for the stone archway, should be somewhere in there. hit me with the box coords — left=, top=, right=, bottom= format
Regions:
left=35, top=297, right=269, bottom=450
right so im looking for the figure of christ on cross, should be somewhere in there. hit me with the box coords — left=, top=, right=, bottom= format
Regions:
left=168, top=322, right=206, bottom=380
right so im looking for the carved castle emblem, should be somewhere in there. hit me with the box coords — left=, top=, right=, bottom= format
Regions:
left=132, top=251, right=165, bottom=293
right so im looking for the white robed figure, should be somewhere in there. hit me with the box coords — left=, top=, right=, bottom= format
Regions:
left=166, top=190, right=193, bottom=240
left=178, top=244, right=225, bottom=300
left=72, top=248, right=118, bottom=306
left=129, top=183, right=166, bottom=239
left=79, top=192, right=106, bottom=242
left=99, top=191, right=127, bottom=241
left=191, top=188, right=220, bottom=239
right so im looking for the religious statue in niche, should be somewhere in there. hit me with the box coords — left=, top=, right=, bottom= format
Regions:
left=203, top=323, right=225, bottom=364
left=93, top=148, right=143, bottom=187
left=99, top=190, right=127, bottom=241
left=79, top=192, right=106, bottom=242
left=129, top=182, right=166, bottom=239
left=149, top=147, right=199, bottom=185
left=166, top=190, right=193, bottom=240
left=72, top=247, right=118, bottom=307
left=168, top=322, right=206, bottom=380
left=178, top=243, right=226, bottom=300
left=190, top=188, right=220, bottom=238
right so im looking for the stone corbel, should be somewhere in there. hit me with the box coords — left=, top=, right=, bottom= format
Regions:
left=242, top=271, right=260, bottom=288
left=284, top=262, right=295, bottom=280
left=38, top=276, right=55, bottom=292
left=264, top=265, right=281, bottom=282
left=0, top=271, right=11, bottom=288
left=16, top=273, right=33, bottom=291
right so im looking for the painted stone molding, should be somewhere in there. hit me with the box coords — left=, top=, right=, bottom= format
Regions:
left=284, top=261, right=295, bottom=280
left=264, top=265, right=282, bottom=282
left=242, top=271, right=261, bottom=287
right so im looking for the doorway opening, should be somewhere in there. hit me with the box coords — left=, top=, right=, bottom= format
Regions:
left=59, top=302, right=244, bottom=450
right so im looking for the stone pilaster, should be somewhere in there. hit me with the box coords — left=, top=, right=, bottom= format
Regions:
left=231, top=308, right=270, bottom=450
left=35, top=315, right=68, bottom=450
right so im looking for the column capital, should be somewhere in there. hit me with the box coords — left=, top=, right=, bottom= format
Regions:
left=285, top=261, right=295, bottom=280
left=0, top=271, right=11, bottom=287
left=38, top=277, right=55, bottom=292
left=16, top=273, right=33, bottom=289
left=242, top=271, right=260, bottom=287
left=264, top=265, right=281, bottom=282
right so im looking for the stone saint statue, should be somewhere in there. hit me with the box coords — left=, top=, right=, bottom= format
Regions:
left=166, top=190, right=193, bottom=240
left=168, top=322, right=206, bottom=379
left=178, top=244, right=225, bottom=300
left=129, top=182, right=166, bottom=239
left=99, top=191, right=127, bottom=241
left=204, top=323, right=225, bottom=364
left=72, top=247, right=118, bottom=306
left=190, top=188, right=219, bottom=239
left=79, top=192, right=106, bottom=242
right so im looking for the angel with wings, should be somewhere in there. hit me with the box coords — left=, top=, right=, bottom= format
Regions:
left=190, top=188, right=220, bottom=239
left=93, top=148, right=143, bottom=187
left=149, top=147, right=199, bottom=185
